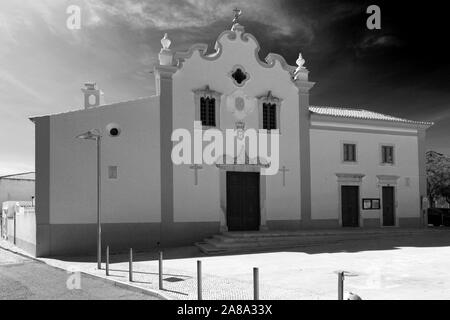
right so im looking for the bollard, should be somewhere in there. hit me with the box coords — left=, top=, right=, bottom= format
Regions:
left=197, top=260, right=202, bottom=300
left=253, top=267, right=259, bottom=300
left=129, top=248, right=133, bottom=282
left=338, top=271, right=344, bottom=300
left=106, top=246, right=110, bottom=276
left=159, top=251, right=163, bottom=290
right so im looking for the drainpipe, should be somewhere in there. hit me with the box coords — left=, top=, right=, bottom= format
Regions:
left=13, top=209, right=16, bottom=245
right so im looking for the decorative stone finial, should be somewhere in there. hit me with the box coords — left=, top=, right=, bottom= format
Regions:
left=84, top=82, right=96, bottom=90
left=294, top=52, right=308, bottom=80
left=161, top=33, right=171, bottom=50
left=232, top=8, right=242, bottom=25
left=159, top=33, right=173, bottom=66
left=296, top=53, right=306, bottom=71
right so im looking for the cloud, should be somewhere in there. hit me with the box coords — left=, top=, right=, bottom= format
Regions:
left=423, top=105, right=450, bottom=123
left=318, top=1, right=362, bottom=24
left=357, top=34, right=403, bottom=50
left=0, top=70, right=46, bottom=103
left=0, top=160, right=35, bottom=177
left=0, top=2, right=34, bottom=47
left=88, top=0, right=242, bottom=29
left=85, top=0, right=314, bottom=39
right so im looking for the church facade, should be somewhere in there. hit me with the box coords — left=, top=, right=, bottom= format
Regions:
left=30, top=21, right=432, bottom=257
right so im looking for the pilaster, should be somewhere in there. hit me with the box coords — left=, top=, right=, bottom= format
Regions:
left=294, top=73, right=315, bottom=228
left=154, top=64, right=177, bottom=245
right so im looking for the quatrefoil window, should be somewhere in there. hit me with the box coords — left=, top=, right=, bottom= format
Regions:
left=229, top=65, right=249, bottom=87
left=232, top=68, right=246, bottom=84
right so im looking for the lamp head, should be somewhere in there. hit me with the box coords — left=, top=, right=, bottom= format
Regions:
left=76, top=129, right=101, bottom=140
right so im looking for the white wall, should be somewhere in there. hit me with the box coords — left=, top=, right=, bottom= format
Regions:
left=15, top=206, right=36, bottom=246
left=2, top=201, right=35, bottom=248
left=49, top=97, right=161, bottom=224
left=171, top=28, right=301, bottom=223
left=0, top=179, right=34, bottom=204
left=310, top=125, right=421, bottom=223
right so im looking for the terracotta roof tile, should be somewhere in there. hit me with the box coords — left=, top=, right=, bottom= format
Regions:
left=309, top=106, right=433, bottom=126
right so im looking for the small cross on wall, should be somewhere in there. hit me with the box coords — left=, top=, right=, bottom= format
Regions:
left=190, top=164, right=203, bottom=186
left=279, top=166, right=290, bottom=187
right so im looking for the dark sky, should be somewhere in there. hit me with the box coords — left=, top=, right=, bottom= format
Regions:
left=254, top=0, right=450, bottom=153
left=0, top=0, right=449, bottom=174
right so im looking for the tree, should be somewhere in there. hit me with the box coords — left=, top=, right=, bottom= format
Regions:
left=426, top=151, right=450, bottom=207
left=441, top=185, right=450, bottom=206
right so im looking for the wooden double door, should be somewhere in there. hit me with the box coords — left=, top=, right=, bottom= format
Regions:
left=226, top=172, right=260, bottom=231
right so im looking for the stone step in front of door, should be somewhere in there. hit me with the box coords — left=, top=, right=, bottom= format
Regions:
left=210, top=234, right=394, bottom=247
left=212, top=233, right=377, bottom=244
left=195, top=228, right=431, bottom=255
left=222, top=228, right=423, bottom=237
left=206, top=232, right=414, bottom=248
left=194, top=242, right=229, bottom=254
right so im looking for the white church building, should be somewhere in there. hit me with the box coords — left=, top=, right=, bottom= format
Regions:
left=29, top=18, right=432, bottom=256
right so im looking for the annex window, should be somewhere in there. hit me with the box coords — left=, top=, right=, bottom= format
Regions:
left=257, top=91, right=282, bottom=131
left=343, top=143, right=357, bottom=162
left=192, top=85, right=222, bottom=128
left=381, top=145, right=394, bottom=164
left=108, top=166, right=118, bottom=179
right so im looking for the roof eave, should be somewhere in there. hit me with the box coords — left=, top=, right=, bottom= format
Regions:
left=310, top=113, right=433, bottom=130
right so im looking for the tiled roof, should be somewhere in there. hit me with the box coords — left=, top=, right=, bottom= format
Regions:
left=0, top=172, right=35, bottom=180
left=309, top=106, right=433, bottom=126
left=29, top=96, right=158, bottom=121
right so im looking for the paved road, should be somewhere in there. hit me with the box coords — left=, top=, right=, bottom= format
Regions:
left=0, top=247, right=160, bottom=300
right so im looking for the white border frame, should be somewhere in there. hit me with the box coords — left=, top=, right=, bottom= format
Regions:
left=336, top=173, right=365, bottom=227
left=377, top=175, right=400, bottom=227
left=219, top=169, right=267, bottom=232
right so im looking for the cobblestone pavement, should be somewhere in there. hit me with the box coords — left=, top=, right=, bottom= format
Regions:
left=3, top=229, right=450, bottom=300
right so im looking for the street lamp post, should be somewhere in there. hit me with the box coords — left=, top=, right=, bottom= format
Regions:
left=76, top=129, right=102, bottom=269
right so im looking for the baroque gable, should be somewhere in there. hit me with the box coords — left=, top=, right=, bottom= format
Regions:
left=169, top=24, right=307, bottom=86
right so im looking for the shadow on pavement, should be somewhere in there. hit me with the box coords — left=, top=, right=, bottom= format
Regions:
left=48, top=228, right=450, bottom=263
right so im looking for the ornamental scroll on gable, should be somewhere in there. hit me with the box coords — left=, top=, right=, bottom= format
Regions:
left=171, top=15, right=305, bottom=84
left=160, top=8, right=313, bottom=96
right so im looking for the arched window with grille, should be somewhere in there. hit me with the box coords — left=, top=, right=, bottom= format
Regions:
left=193, top=85, right=222, bottom=128
left=257, top=91, right=282, bottom=131
left=200, top=97, right=216, bottom=127
left=262, top=102, right=277, bottom=130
